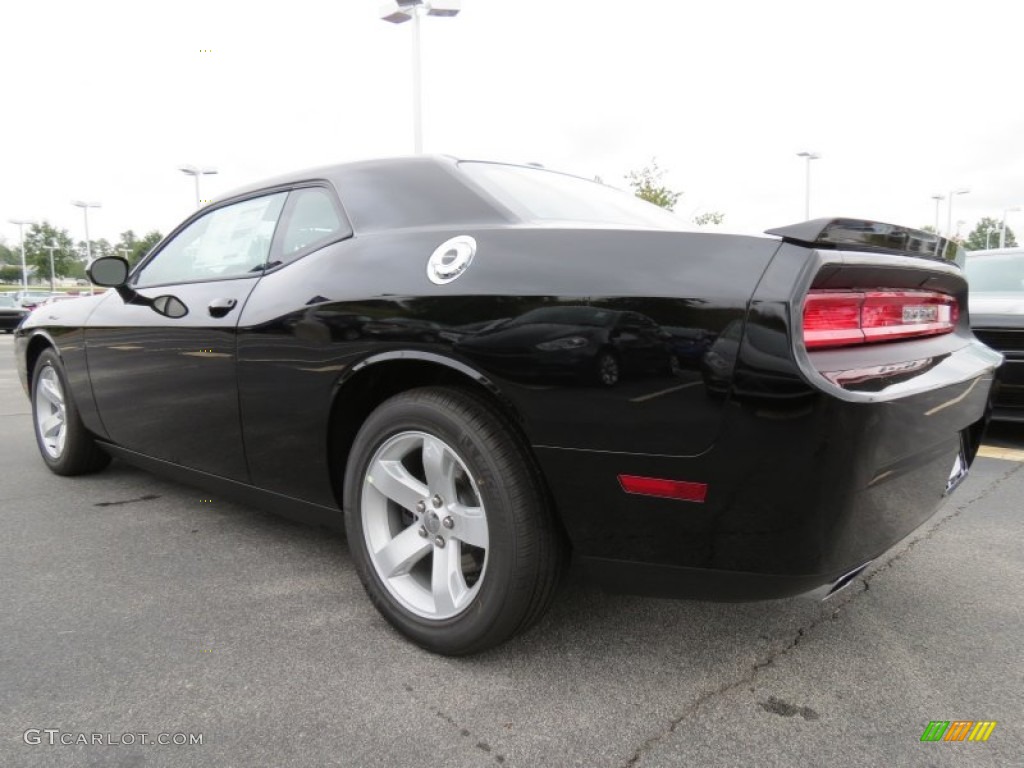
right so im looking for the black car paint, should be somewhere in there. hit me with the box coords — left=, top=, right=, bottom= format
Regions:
left=0, top=297, right=29, bottom=332
left=15, top=156, right=1001, bottom=601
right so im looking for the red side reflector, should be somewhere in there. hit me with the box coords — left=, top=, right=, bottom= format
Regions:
left=803, top=290, right=958, bottom=349
left=618, top=474, right=707, bottom=503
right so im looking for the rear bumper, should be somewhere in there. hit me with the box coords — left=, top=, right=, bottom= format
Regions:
left=535, top=338, right=998, bottom=601
left=578, top=556, right=874, bottom=602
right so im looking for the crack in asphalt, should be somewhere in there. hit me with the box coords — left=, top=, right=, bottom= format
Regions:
left=401, top=682, right=507, bottom=765
left=621, top=460, right=1023, bottom=768
left=93, top=493, right=162, bottom=507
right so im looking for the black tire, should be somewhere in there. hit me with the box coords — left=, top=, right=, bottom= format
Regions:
left=31, top=349, right=111, bottom=476
left=343, top=386, right=564, bottom=655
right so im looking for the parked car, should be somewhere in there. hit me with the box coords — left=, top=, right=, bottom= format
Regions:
left=0, top=295, right=29, bottom=332
left=37, top=294, right=78, bottom=307
left=454, top=306, right=673, bottom=386
left=14, top=157, right=1001, bottom=654
left=12, top=290, right=53, bottom=310
left=965, top=247, right=1024, bottom=421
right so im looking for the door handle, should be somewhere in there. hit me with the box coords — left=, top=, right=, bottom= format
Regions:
left=208, top=298, right=238, bottom=318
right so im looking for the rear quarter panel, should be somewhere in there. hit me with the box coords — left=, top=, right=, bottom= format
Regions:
left=235, top=226, right=781, bottom=504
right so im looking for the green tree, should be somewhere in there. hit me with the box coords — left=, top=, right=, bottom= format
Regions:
left=0, top=264, right=25, bottom=283
left=693, top=212, right=725, bottom=227
left=114, top=230, right=138, bottom=262
left=75, top=238, right=114, bottom=260
left=627, top=158, right=682, bottom=211
left=65, top=260, right=87, bottom=280
left=113, top=229, right=163, bottom=266
left=0, top=240, right=17, bottom=266
left=626, top=159, right=725, bottom=226
left=964, top=217, right=1017, bottom=251
left=131, top=231, right=163, bottom=265
left=24, top=222, right=77, bottom=284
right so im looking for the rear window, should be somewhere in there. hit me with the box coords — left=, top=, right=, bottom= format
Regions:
left=966, top=252, right=1024, bottom=293
left=459, top=162, right=689, bottom=230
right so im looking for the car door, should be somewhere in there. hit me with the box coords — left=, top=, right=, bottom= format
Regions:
left=86, top=191, right=288, bottom=482
left=611, top=312, right=664, bottom=373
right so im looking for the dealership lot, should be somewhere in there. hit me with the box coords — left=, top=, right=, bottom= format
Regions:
left=1, top=334, right=1021, bottom=767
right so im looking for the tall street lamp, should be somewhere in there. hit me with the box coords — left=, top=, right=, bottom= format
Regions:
left=930, top=195, right=944, bottom=232
left=796, top=151, right=821, bottom=220
left=71, top=201, right=101, bottom=263
left=945, top=188, right=969, bottom=237
left=1000, top=206, right=1020, bottom=249
left=8, top=218, right=31, bottom=292
left=44, top=241, right=60, bottom=293
left=179, top=165, right=218, bottom=207
left=379, top=1, right=462, bottom=154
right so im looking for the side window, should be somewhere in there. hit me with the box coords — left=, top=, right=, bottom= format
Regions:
left=277, top=187, right=347, bottom=263
left=135, top=192, right=287, bottom=287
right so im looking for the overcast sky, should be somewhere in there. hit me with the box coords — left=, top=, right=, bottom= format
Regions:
left=2, top=0, right=1022, bottom=249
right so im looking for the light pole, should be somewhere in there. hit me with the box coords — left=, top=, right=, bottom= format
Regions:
left=1000, top=206, right=1020, bottom=249
left=985, top=228, right=996, bottom=250
left=71, top=201, right=101, bottom=263
left=179, top=165, right=218, bottom=207
left=7, top=219, right=30, bottom=292
left=43, top=241, right=60, bottom=293
left=796, top=151, right=821, bottom=220
left=379, top=1, right=462, bottom=154
left=945, top=188, right=969, bottom=237
left=930, top=195, right=944, bottom=232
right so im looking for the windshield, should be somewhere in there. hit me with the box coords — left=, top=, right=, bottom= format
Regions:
left=966, top=252, right=1024, bottom=293
left=459, top=161, right=690, bottom=230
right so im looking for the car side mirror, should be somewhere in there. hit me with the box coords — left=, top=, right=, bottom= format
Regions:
left=87, top=255, right=188, bottom=319
left=152, top=295, right=188, bottom=319
left=86, top=256, right=130, bottom=287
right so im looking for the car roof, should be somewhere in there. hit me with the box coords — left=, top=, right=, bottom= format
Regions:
left=210, top=155, right=518, bottom=234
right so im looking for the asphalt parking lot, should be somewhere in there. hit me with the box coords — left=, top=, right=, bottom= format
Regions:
left=1, top=333, right=1021, bottom=767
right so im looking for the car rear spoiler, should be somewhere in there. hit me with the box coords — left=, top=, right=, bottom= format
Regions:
left=766, top=218, right=963, bottom=265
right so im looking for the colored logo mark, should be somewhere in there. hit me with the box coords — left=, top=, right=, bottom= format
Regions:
left=920, top=721, right=997, bottom=742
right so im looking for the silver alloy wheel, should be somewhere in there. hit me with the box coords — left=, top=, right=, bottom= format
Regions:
left=361, top=430, right=489, bottom=620
left=34, top=364, right=67, bottom=459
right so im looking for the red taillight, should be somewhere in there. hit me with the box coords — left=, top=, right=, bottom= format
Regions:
left=803, top=290, right=958, bottom=349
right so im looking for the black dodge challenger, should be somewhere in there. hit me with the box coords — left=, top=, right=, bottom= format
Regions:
left=15, top=157, right=1002, bottom=654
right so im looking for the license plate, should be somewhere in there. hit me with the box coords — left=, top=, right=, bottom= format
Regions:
left=944, top=443, right=969, bottom=496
